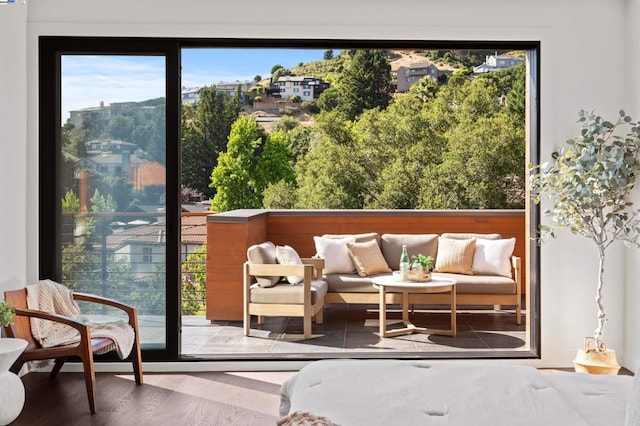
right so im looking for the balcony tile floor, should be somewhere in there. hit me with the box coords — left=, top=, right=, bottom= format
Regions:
left=181, top=304, right=528, bottom=357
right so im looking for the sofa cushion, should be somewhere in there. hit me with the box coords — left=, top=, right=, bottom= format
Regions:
left=472, top=238, right=516, bottom=277
left=346, top=239, right=391, bottom=277
left=250, top=280, right=328, bottom=304
left=314, top=236, right=356, bottom=274
left=381, top=234, right=439, bottom=270
left=435, top=238, right=476, bottom=275
left=247, top=241, right=280, bottom=288
left=276, top=245, right=304, bottom=284
left=324, top=272, right=516, bottom=295
left=441, top=233, right=502, bottom=240
left=431, top=272, right=517, bottom=295
left=324, top=273, right=383, bottom=293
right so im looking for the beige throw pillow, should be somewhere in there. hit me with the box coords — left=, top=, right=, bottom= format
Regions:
left=435, top=238, right=476, bottom=275
left=346, top=239, right=392, bottom=277
left=246, top=241, right=280, bottom=287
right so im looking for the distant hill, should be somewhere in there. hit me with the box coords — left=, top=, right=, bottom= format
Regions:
left=291, top=52, right=349, bottom=81
left=290, top=49, right=524, bottom=81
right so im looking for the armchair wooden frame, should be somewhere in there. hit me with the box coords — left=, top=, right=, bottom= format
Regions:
left=244, top=258, right=325, bottom=339
left=3, top=288, right=143, bottom=414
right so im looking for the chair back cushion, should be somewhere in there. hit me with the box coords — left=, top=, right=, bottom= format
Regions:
left=381, top=234, right=439, bottom=270
left=247, top=241, right=280, bottom=288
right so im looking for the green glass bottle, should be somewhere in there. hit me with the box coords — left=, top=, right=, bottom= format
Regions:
left=399, top=245, right=410, bottom=277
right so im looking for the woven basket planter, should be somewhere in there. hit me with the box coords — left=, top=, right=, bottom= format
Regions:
left=573, top=337, right=620, bottom=375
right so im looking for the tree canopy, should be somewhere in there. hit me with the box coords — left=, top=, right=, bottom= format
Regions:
left=181, top=85, right=241, bottom=197
left=338, top=50, right=393, bottom=120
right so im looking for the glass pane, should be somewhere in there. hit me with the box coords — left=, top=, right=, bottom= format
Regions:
left=60, top=55, right=167, bottom=350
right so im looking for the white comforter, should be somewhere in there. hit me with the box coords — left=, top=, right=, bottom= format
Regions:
left=280, top=360, right=633, bottom=426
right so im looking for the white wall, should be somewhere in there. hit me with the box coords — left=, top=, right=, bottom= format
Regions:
left=0, top=4, right=27, bottom=294
left=625, top=0, right=640, bottom=373
left=1, top=0, right=636, bottom=368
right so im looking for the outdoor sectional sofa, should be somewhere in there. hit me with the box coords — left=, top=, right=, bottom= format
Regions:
left=244, top=231, right=521, bottom=339
left=318, top=232, right=522, bottom=325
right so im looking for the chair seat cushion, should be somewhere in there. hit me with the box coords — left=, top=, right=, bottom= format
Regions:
left=250, top=280, right=328, bottom=304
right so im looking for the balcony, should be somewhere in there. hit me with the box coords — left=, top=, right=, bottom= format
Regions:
left=192, top=209, right=530, bottom=358
left=60, top=210, right=529, bottom=358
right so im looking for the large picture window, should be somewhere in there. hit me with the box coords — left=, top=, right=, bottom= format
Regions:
left=40, top=38, right=539, bottom=362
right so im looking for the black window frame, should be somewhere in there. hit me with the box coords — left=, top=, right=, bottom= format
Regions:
left=40, top=36, right=541, bottom=362
left=39, top=37, right=181, bottom=361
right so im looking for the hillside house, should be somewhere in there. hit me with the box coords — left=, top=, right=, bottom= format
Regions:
left=181, top=81, right=253, bottom=105
left=272, top=76, right=329, bottom=101
left=474, top=53, right=524, bottom=73
left=68, top=101, right=157, bottom=128
left=394, top=62, right=450, bottom=92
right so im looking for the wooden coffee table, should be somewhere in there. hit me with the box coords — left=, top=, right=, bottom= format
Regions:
left=372, top=275, right=457, bottom=338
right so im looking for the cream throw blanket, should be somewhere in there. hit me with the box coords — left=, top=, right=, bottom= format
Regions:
left=27, top=279, right=135, bottom=359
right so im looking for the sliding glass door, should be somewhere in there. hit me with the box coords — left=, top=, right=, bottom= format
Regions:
left=39, top=38, right=180, bottom=360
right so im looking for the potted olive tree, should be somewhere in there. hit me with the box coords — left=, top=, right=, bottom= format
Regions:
left=530, top=110, right=640, bottom=374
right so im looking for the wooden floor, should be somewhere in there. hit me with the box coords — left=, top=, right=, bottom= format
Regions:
left=12, top=371, right=293, bottom=426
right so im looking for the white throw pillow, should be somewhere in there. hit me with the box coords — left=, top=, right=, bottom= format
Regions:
left=313, top=236, right=356, bottom=274
left=275, top=245, right=304, bottom=285
left=472, top=237, right=516, bottom=277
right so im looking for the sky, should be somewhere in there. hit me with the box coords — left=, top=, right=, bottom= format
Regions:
left=61, top=48, right=331, bottom=121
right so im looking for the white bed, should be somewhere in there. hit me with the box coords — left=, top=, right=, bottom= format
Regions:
left=279, top=359, right=637, bottom=426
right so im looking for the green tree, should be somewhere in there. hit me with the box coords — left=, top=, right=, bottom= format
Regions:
left=273, top=116, right=300, bottom=132
left=145, top=104, right=166, bottom=164
left=262, top=180, right=298, bottom=209
left=506, top=64, right=526, bottom=122
left=210, top=118, right=296, bottom=211
left=284, top=125, right=314, bottom=161
left=94, top=175, right=133, bottom=212
left=62, top=189, right=80, bottom=213
left=254, top=130, right=296, bottom=199
left=182, top=85, right=241, bottom=197
left=316, top=86, right=341, bottom=112
left=106, top=114, right=137, bottom=142
left=338, top=50, right=392, bottom=120
left=90, top=188, right=116, bottom=213
left=209, top=116, right=263, bottom=211
left=272, top=67, right=292, bottom=83
left=420, top=114, right=524, bottom=209
left=323, top=50, right=334, bottom=60
left=181, top=245, right=207, bottom=315
left=295, top=113, right=372, bottom=208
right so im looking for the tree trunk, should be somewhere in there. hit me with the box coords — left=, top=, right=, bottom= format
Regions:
left=593, top=245, right=606, bottom=350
